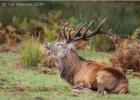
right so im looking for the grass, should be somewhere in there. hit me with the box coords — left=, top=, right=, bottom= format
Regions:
left=20, top=36, right=41, bottom=67
left=0, top=51, right=140, bottom=100
left=78, top=50, right=111, bottom=64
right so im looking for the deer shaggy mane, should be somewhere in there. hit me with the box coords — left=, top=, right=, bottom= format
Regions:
left=58, top=49, right=85, bottom=85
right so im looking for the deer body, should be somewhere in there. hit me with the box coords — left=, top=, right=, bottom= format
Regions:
left=45, top=18, right=129, bottom=94
left=54, top=48, right=128, bottom=94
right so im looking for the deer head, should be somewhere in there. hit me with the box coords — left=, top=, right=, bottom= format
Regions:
left=45, top=18, right=112, bottom=59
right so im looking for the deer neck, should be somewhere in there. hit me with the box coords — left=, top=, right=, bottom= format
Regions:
left=57, top=50, right=83, bottom=85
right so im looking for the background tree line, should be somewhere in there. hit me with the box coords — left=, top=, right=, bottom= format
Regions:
left=0, top=1, right=140, bottom=52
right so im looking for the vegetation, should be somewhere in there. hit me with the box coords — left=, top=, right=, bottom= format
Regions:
left=1, top=2, right=139, bottom=35
left=0, top=2, right=139, bottom=51
left=20, top=36, right=41, bottom=67
left=110, top=28, right=140, bottom=73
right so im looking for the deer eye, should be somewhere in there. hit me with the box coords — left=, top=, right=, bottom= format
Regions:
left=56, top=44, right=63, bottom=46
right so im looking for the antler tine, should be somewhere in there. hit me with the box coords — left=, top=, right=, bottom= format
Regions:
left=66, top=23, right=87, bottom=43
left=58, top=23, right=64, bottom=40
left=66, top=28, right=73, bottom=43
left=84, top=20, right=93, bottom=34
left=86, top=18, right=107, bottom=38
left=100, top=28, right=113, bottom=36
left=81, top=20, right=93, bottom=40
left=58, top=23, right=64, bottom=39
left=58, top=23, right=64, bottom=33
left=67, top=32, right=85, bottom=43
left=59, top=23, right=68, bottom=40
left=58, top=18, right=112, bottom=43
left=73, top=23, right=86, bottom=37
left=69, top=21, right=94, bottom=42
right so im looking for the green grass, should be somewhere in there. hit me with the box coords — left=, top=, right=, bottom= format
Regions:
left=20, top=36, right=41, bottom=67
left=78, top=50, right=111, bottom=64
left=0, top=51, right=140, bottom=100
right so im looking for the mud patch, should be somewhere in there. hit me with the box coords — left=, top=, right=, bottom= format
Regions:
left=0, top=78, right=8, bottom=86
left=36, top=86, right=57, bottom=92
left=41, top=67, right=57, bottom=75
left=33, top=97, right=45, bottom=100
left=11, top=84, right=30, bottom=94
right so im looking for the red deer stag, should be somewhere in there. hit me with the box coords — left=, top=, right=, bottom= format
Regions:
left=45, top=18, right=128, bottom=94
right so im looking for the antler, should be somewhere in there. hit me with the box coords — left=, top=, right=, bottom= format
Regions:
left=58, top=18, right=112, bottom=43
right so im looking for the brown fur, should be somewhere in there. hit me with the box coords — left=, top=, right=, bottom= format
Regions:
left=58, top=49, right=128, bottom=94
left=96, top=68, right=128, bottom=94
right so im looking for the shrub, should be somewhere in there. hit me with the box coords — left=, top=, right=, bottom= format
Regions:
left=110, top=28, right=140, bottom=72
left=44, top=26, right=57, bottom=42
left=0, top=25, right=19, bottom=52
left=44, top=10, right=61, bottom=42
left=68, top=17, right=79, bottom=26
left=20, top=35, right=41, bottom=67
left=89, top=34, right=115, bottom=52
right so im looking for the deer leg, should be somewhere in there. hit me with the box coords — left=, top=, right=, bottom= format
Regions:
left=97, top=84, right=106, bottom=95
left=72, top=82, right=84, bottom=89
left=72, top=82, right=96, bottom=93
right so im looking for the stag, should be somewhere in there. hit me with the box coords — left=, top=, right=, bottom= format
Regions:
left=45, top=18, right=128, bottom=94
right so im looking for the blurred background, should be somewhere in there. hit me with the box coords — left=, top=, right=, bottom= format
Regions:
left=0, top=1, right=139, bottom=34
left=0, top=1, right=140, bottom=68
left=0, top=1, right=140, bottom=51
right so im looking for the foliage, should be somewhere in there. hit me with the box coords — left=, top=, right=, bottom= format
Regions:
left=131, top=27, right=140, bottom=39
left=0, top=2, right=139, bottom=36
left=20, top=35, right=41, bottom=67
left=78, top=50, right=111, bottom=64
left=60, top=2, right=140, bottom=51
left=44, top=10, right=61, bottom=42
left=0, top=6, right=39, bottom=25
left=89, top=34, right=115, bottom=52
left=62, top=2, right=140, bottom=35
left=13, top=17, right=33, bottom=33
left=68, top=17, right=79, bottom=26
left=0, top=25, right=19, bottom=52
left=44, top=25, right=57, bottom=42
left=0, top=2, right=139, bottom=52
left=110, top=28, right=140, bottom=72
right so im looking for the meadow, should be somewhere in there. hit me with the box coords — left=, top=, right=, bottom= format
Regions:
left=0, top=51, right=140, bottom=100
